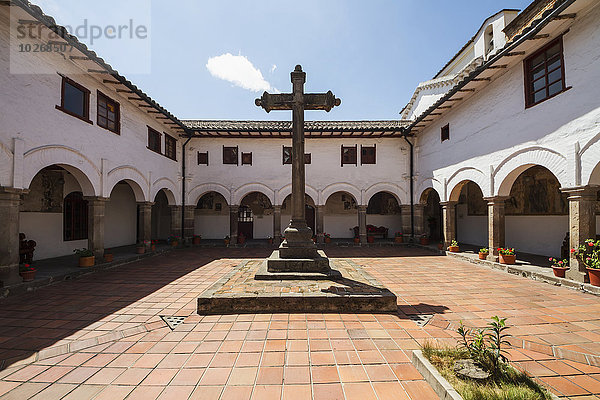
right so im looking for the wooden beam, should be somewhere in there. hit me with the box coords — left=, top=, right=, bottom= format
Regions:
left=438, top=105, right=452, bottom=109
left=532, top=34, right=550, bottom=40
left=70, top=56, right=92, bottom=61
left=128, top=97, right=143, bottom=101
left=138, top=105, right=153, bottom=108
left=488, top=65, right=508, bottom=69
left=429, top=113, right=442, bottom=116
left=116, top=89, right=134, bottom=93
left=505, top=51, right=526, bottom=57
left=147, top=110, right=161, bottom=114
left=458, top=88, right=476, bottom=92
left=156, top=116, right=169, bottom=120
left=472, top=78, right=491, bottom=82
left=88, top=69, right=109, bottom=74
left=47, top=40, right=67, bottom=46
left=446, top=98, right=463, bottom=102
left=554, top=13, right=576, bottom=20
left=103, top=79, right=121, bottom=84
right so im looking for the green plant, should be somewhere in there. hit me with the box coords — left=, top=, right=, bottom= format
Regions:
left=498, top=247, right=515, bottom=256
left=450, top=240, right=458, bottom=247
left=395, top=231, right=403, bottom=237
left=19, top=263, right=36, bottom=273
left=479, top=248, right=489, bottom=254
left=572, top=239, right=600, bottom=269
left=167, top=235, right=180, bottom=244
left=323, top=233, right=331, bottom=239
left=549, top=258, right=568, bottom=268
left=73, top=248, right=93, bottom=257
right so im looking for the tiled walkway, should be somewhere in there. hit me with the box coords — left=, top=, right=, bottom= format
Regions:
left=1, top=247, right=600, bottom=399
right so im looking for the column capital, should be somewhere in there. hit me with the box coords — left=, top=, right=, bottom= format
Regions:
left=483, top=196, right=510, bottom=204
left=440, top=201, right=458, bottom=207
left=230, top=205, right=240, bottom=211
left=83, top=196, right=109, bottom=203
left=358, top=205, right=367, bottom=212
left=136, top=201, right=155, bottom=207
left=0, top=186, right=28, bottom=197
left=273, top=205, right=282, bottom=212
left=561, top=186, right=599, bottom=200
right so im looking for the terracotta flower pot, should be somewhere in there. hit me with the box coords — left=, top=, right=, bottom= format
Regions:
left=324, top=238, right=331, bottom=244
left=552, top=267, right=568, bottom=278
left=104, top=254, right=114, bottom=263
left=79, top=256, right=95, bottom=268
left=238, top=237, right=245, bottom=245
left=136, top=246, right=145, bottom=254
left=224, top=239, right=230, bottom=246
left=171, top=241, right=179, bottom=248
left=395, top=237, right=403, bottom=244
left=20, top=270, right=36, bottom=282
left=437, top=243, right=444, bottom=250
left=367, top=236, right=375, bottom=243
left=479, top=253, right=489, bottom=260
left=420, top=237, right=429, bottom=245
left=448, top=246, right=459, bottom=253
left=587, top=268, right=600, bottom=286
left=151, top=245, right=156, bottom=252
left=353, top=238, right=360, bottom=244
left=193, top=237, right=201, bottom=245
left=499, top=254, right=516, bottom=265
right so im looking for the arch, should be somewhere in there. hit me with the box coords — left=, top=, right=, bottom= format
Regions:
left=188, top=183, right=231, bottom=206
left=580, top=132, right=600, bottom=186
left=106, top=166, right=148, bottom=202
left=589, top=162, right=600, bottom=186
left=446, top=167, right=488, bottom=201
left=23, top=145, right=100, bottom=196
left=419, top=186, right=441, bottom=205
left=320, top=183, right=361, bottom=206
left=232, top=183, right=275, bottom=206
left=151, top=177, right=179, bottom=205
left=276, top=184, right=319, bottom=206
left=493, top=146, right=568, bottom=197
left=364, top=183, right=406, bottom=206
left=416, top=177, right=443, bottom=205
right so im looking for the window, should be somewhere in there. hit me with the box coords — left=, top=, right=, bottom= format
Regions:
left=341, top=145, right=357, bottom=166
left=238, top=206, right=253, bottom=222
left=223, top=146, right=238, bottom=165
left=283, top=147, right=311, bottom=164
left=64, top=192, right=88, bottom=241
left=242, top=152, right=252, bottom=165
left=165, top=134, right=177, bottom=160
left=441, top=124, right=450, bottom=142
left=361, top=145, right=376, bottom=165
left=304, top=153, right=312, bottom=165
left=148, top=127, right=161, bottom=153
left=198, top=151, right=208, bottom=165
left=57, top=76, right=91, bottom=123
left=97, top=91, right=120, bottom=134
left=525, top=37, right=566, bottom=107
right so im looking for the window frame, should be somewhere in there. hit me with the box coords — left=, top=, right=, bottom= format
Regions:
left=96, top=90, right=121, bottom=134
left=283, top=146, right=292, bottom=165
left=223, top=146, right=239, bottom=165
left=164, top=133, right=177, bottom=161
left=361, top=145, right=376, bottom=165
left=56, top=76, right=92, bottom=124
left=63, top=191, right=88, bottom=241
left=242, top=152, right=253, bottom=166
left=341, top=145, right=358, bottom=167
left=147, top=126, right=162, bottom=154
left=441, top=124, right=450, bottom=142
left=524, top=36, right=568, bottom=108
left=198, top=151, right=209, bottom=165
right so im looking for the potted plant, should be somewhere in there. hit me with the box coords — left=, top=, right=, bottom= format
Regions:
left=419, top=235, right=429, bottom=246
left=267, top=236, right=274, bottom=245
left=367, top=235, right=375, bottom=243
left=448, top=240, right=459, bottom=253
left=479, top=248, right=489, bottom=260
left=312, top=235, right=317, bottom=243
left=136, top=240, right=149, bottom=254
left=324, top=233, right=332, bottom=244
left=193, top=234, right=202, bottom=245
left=353, top=233, right=360, bottom=244
left=103, top=249, right=114, bottom=263
left=498, top=248, right=516, bottom=265
left=549, top=257, right=569, bottom=278
left=74, top=248, right=95, bottom=267
left=151, top=240, right=158, bottom=252
left=572, top=239, right=600, bottom=286
left=19, top=264, right=36, bottom=282
left=394, top=232, right=403, bottom=244
left=168, top=235, right=180, bottom=247
left=238, top=233, right=246, bottom=245
left=224, top=235, right=230, bottom=246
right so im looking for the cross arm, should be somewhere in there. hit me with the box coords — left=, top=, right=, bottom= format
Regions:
left=303, top=91, right=341, bottom=112
left=255, top=93, right=294, bottom=113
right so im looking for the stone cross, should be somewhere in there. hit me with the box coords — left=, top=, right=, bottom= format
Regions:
left=256, top=65, right=340, bottom=259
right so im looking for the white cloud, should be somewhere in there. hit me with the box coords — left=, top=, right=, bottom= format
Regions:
left=206, top=53, right=275, bottom=93
left=270, top=64, right=277, bottom=73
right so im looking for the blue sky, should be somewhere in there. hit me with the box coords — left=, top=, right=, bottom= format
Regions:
left=34, top=0, right=532, bottom=121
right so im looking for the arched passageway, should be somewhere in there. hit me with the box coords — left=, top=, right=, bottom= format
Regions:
left=195, top=192, right=230, bottom=240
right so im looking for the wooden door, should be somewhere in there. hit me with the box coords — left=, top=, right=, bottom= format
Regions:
left=306, top=205, right=316, bottom=236
left=238, top=206, right=254, bottom=239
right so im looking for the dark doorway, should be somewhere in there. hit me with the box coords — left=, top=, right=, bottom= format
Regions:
left=306, top=205, right=316, bottom=236
left=238, top=206, right=253, bottom=239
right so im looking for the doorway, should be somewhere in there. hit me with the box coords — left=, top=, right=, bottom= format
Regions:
left=238, top=206, right=254, bottom=239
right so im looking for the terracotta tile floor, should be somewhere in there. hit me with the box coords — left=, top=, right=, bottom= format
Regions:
left=0, top=247, right=600, bottom=399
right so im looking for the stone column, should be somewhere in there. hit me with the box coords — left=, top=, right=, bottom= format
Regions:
left=0, top=188, right=24, bottom=287
left=273, top=206, right=282, bottom=244
left=184, top=205, right=195, bottom=244
left=414, top=204, right=426, bottom=237
left=229, top=205, right=239, bottom=245
left=86, top=197, right=108, bottom=261
left=440, top=201, right=457, bottom=248
left=358, top=205, right=367, bottom=244
left=400, top=205, right=412, bottom=235
left=169, top=205, right=182, bottom=238
left=484, top=197, right=508, bottom=261
left=563, top=187, right=597, bottom=283
left=137, top=202, right=153, bottom=245
left=316, top=205, right=325, bottom=244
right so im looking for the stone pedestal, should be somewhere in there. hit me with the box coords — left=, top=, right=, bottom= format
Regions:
left=316, top=205, right=325, bottom=244
left=0, top=188, right=24, bottom=287
left=137, top=202, right=153, bottom=245
left=229, top=205, right=239, bottom=244
left=273, top=206, right=282, bottom=244
left=86, top=197, right=108, bottom=261
left=358, top=205, right=367, bottom=244
left=184, top=205, right=195, bottom=243
left=441, top=201, right=457, bottom=248
left=485, top=197, right=508, bottom=261
left=169, top=205, right=182, bottom=238
left=563, top=187, right=598, bottom=283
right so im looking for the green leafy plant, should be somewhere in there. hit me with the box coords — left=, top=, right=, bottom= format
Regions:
left=74, top=248, right=93, bottom=257
left=549, top=258, right=568, bottom=268
left=395, top=231, right=403, bottom=237
left=167, top=235, right=180, bottom=244
left=323, top=233, right=331, bottom=239
left=479, top=248, right=489, bottom=254
left=19, top=263, right=36, bottom=273
left=449, top=240, right=459, bottom=247
left=498, top=247, right=515, bottom=256
left=572, top=239, right=600, bottom=269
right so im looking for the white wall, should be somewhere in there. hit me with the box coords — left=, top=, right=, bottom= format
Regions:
left=366, top=215, right=403, bottom=237
left=20, top=213, right=87, bottom=260
left=105, top=185, right=137, bottom=248
left=195, top=215, right=229, bottom=239
left=324, top=215, right=357, bottom=238
left=253, top=215, right=273, bottom=239
left=506, top=216, right=568, bottom=258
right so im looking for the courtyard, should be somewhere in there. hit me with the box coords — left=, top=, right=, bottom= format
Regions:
left=1, top=247, right=600, bottom=399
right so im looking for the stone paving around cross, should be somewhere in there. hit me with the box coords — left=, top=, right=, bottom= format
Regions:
left=0, top=247, right=600, bottom=399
